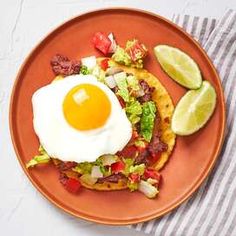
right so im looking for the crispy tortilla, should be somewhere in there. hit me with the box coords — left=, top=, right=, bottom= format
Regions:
left=100, top=58, right=176, bottom=171
left=53, top=58, right=176, bottom=191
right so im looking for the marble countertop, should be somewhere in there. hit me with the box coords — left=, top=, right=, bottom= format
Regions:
left=1, top=0, right=236, bottom=235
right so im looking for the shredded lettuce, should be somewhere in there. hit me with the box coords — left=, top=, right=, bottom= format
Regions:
left=125, top=100, right=142, bottom=125
left=140, top=101, right=156, bottom=142
left=123, top=158, right=134, bottom=176
left=94, top=158, right=107, bottom=175
left=127, top=75, right=140, bottom=91
left=112, top=46, right=131, bottom=66
left=80, top=65, right=90, bottom=75
left=114, top=72, right=129, bottom=102
left=92, top=65, right=105, bottom=83
left=73, top=162, right=93, bottom=175
left=26, top=145, right=50, bottom=168
left=134, top=140, right=146, bottom=148
left=127, top=181, right=139, bottom=192
left=129, top=164, right=145, bottom=175
left=125, top=39, right=137, bottom=49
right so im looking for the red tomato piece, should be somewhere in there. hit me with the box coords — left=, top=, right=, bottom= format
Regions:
left=111, top=161, right=125, bottom=173
left=117, top=145, right=137, bottom=159
left=92, top=32, right=111, bottom=55
left=129, top=173, right=140, bottom=183
left=126, top=41, right=147, bottom=62
left=149, top=152, right=161, bottom=165
left=100, top=58, right=110, bottom=70
left=143, top=168, right=161, bottom=183
left=65, top=178, right=81, bottom=193
left=132, top=130, right=139, bottom=140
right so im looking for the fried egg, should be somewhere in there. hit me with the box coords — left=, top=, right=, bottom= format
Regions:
left=32, top=74, right=132, bottom=163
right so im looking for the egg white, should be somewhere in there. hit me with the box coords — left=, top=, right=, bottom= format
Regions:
left=32, top=74, right=132, bottom=163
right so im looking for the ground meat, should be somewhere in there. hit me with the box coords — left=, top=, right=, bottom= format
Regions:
left=59, top=173, right=68, bottom=186
left=97, top=173, right=125, bottom=183
left=138, top=80, right=155, bottom=103
left=134, top=149, right=149, bottom=165
left=50, top=54, right=81, bottom=76
left=135, top=111, right=168, bottom=165
left=148, top=112, right=168, bottom=156
left=148, top=134, right=168, bottom=157
left=59, top=161, right=77, bottom=171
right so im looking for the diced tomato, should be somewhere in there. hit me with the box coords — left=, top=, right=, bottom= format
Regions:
left=132, top=130, right=139, bottom=140
left=136, top=142, right=148, bottom=152
left=126, top=41, right=147, bottom=62
left=92, top=32, right=111, bottom=55
left=117, top=95, right=126, bottom=108
left=100, top=58, right=110, bottom=70
left=111, top=161, right=125, bottom=173
left=65, top=178, right=81, bottom=193
left=129, top=173, right=140, bottom=183
left=149, top=152, right=161, bottom=165
left=117, top=145, right=137, bottom=159
left=143, top=168, right=161, bottom=183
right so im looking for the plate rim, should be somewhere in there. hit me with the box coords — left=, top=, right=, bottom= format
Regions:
left=9, top=7, right=226, bottom=225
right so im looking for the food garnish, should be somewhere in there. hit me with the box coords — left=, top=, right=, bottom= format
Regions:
left=171, top=81, right=216, bottom=135
left=27, top=33, right=176, bottom=199
left=154, top=45, right=202, bottom=89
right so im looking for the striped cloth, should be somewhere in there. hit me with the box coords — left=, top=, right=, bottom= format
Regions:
left=131, top=9, right=236, bottom=236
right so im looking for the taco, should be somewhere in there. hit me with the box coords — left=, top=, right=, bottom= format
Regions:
left=49, top=58, right=175, bottom=194
left=26, top=37, right=176, bottom=198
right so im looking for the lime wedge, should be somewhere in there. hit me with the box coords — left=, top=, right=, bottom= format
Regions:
left=171, top=81, right=216, bottom=135
left=154, top=45, right=202, bottom=89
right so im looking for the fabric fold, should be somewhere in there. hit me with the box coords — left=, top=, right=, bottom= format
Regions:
left=132, top=9, right=236, bottom=236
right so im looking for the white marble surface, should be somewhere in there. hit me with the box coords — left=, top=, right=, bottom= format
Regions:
left=1, top=0, right=236, bottom=235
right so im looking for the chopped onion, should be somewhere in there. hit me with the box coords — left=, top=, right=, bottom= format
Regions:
left=108, top=33, right=117, bottom=53
left=105, top=67, right=124, bottom=76
left=91, top=166, right=103, bottom=178
left=138, top=180, right=159, bottom=198
left=147, top=178, right=158, bottom=185
left=100, top=155, right=117, bottom=166
left=135, top=88, right=145, bottom=97
left=80, top=174, right=97, bottom=185
left=105, top=75, right=117, bottom=88
left=81, top=56, right=96, bottom=70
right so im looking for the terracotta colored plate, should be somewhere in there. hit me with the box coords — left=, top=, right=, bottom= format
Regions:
left=9, top=8, right=225, bottom=225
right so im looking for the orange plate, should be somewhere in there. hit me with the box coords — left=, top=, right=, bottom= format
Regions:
left=9, top=8, right=225, bottom=225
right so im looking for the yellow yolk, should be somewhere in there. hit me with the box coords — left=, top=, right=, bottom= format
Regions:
left=63, top=84, right=111, bottom=130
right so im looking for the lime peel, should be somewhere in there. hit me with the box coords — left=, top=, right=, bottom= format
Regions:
left=154, top=45, right=202, bottom=89
left=171, top=81, right=216, bottom=135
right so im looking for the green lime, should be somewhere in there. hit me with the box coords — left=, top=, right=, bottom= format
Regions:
left=154, top=45, right=202, bottom=89
left=171, top=81, right=216, bottom=135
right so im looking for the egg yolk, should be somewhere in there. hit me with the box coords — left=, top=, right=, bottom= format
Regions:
left=63, top=84, right=111, bottom=130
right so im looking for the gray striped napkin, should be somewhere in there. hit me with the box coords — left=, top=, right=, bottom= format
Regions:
left=130, top=9, right=236, bottom=236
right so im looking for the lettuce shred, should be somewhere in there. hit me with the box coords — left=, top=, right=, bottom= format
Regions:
left=127, top=181, right=138, bottom=191
left=26, top=145, right=50, bottom=168
left=114, top=72, right=130, bottom=102
left=140, top=101, right=156, bottom=142
left=112, top=46, right=131, bottom=66
left=125, top=100, right=142, bottom=125
left=73, top=162, right=93, bottom=175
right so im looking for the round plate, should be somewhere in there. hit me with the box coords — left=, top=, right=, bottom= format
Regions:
left=9, top=8, right=225, bottom=225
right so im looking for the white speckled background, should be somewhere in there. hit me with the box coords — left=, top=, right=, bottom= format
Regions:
left=1, top=1, right=236, bottom=235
